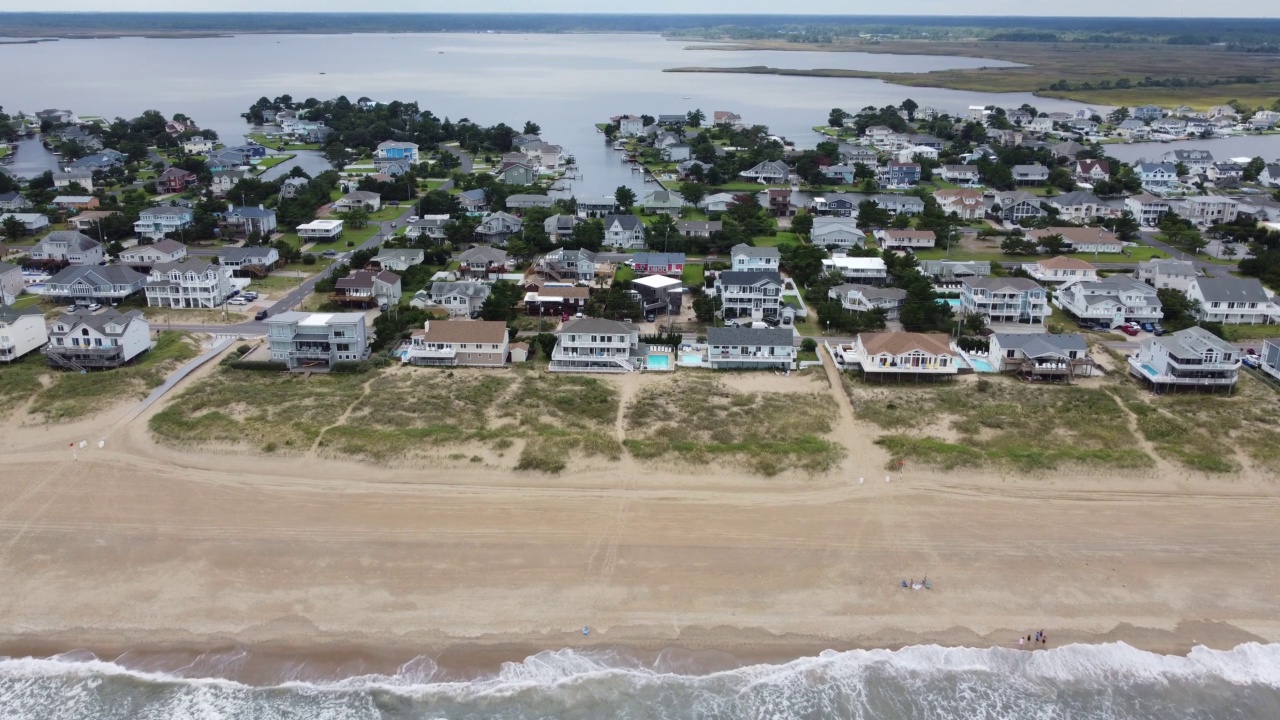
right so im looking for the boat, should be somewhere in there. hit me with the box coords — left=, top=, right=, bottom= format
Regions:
left=319, top=72, right=326, bottom=75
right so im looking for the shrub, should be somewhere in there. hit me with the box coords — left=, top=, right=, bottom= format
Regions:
left=302, top=254, right=317, bottom=265
left=801, top=338, right=818, bottom=352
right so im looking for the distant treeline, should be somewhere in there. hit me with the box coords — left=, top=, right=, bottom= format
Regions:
left=3, top=13, right=1280, bottom=46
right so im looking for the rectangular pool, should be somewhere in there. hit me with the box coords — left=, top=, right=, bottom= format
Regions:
left=647, top=354, right=671, bottom=370
left=970, top=358, right=994, bottom=373
left=681, top=354, right=703, bottom=364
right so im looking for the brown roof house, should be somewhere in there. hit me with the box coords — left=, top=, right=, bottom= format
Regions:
left=333, top=269, right=401, bottom=308
left=846, top=332, right=959, bottom=379
left=401, top=320, right=511, bottom=367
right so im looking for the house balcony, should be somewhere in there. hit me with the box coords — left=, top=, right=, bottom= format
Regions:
left=859, top=356, right=958, bottom=374
left=709, top=350, right=796, bottom=363
left=402, top=344, right=458, bottom=363
left=1164, top=356, right=1241, bottom=372
left=1129, top=358, right=1238, bottom=386
left=47, top=345, right=124, bottom=367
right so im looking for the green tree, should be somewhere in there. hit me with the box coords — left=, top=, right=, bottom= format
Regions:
left=1038, top=233, right=1068, bottom=255
left=1244, top=156, right=1267, bottom=182
left=1, top=214, right=24, bottom=240
left=900, top=99, right=919, bottom=122
left=479, top=280, right=522, bottom=321
left=678, top=181, right=706, bottom=207
left=791, top=211, right=814, bottom=238
left=692, top=293, right=722, bottom=323
left=828, top=108, right=849, bottom=128
left=645, top=213, right=679, bottom=252
left=523, top=121, right=541, bottom=136
left=779, top=242, right=827, bottom=287
left=614, top=185, right=636, bottom=210
left=338, top=206, right=370, bottom=229
left=1157, top=288, right=1201, bottom=331
left=686, top=109, right=706, bottom=128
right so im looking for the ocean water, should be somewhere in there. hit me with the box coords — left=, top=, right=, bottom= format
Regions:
left=2, top=643, right=1279, bottom=719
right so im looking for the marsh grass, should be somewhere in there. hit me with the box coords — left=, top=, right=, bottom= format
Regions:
left=31, top=331, right=198, bottom=421
left=625, top=376, right=843, bottom=475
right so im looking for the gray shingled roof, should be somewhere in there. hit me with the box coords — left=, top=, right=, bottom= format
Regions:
left=719, top=270, right=782, bottom=286
left=1193, top=276, right=1270, bottom=304
left=707, top=326, right=795, bottom=347
left=559, top=317, right=635, bottom=335
left=38, top=230, right=100, bottom=252
left=730, top=243, right=781, bottom=259
left=48, top=264, right=144, bottom=286
left=1154, top=326, right=1236, bottom=358
left=834, top=284, right=907, bottom=301
left=430, top=281, right=489, bottom=298
left=50, top=308, right=145, bottom=337
left=994, top=332, right=1087, bottom=358
left=0, top=305, right=43, bottom=323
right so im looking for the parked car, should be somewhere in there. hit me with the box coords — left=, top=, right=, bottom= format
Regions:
left=254, top=309, right=269, bottom=321
left=1120, top=324, right=1140, bottom=336
left=645, top=313, right=656, bottom=322
left=390, top=221, right=396, bottom=228
left=322, top=250, right=337, bottom=258
left=408, top=215, right=419, bottom=223
left=1152, top=323, right=1166, bottom=336
left=379, top=303, right=389, bottom=312
left=65, top=304, right=78, bottom=313
left=86, top=303, right=102, bottom=312
left=228, top=297, right=247, bottom=306
left=1243, top=355, right=1261, bottom=369
left=1140, top=322, right=1155, bottom=332
left=243, top=291, right=258, bottom=300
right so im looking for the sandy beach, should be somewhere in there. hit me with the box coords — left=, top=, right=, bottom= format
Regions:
left=1, top=357, right=1278, bottom=679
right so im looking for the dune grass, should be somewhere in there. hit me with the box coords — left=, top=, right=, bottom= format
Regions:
left=624, top=376, right=843, bottom=475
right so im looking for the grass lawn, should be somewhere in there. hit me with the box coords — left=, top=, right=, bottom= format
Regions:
left=280, top=258, right=333, bottom=273
left=753, top=232, right=799, bottom=248
left=304, top=225, right=382, bottom=253
left=10, top=294, right=42, bottom=309
left=797, top=350, right=820, bottom=363
left=1221, top=324, right=1280, bottom=342
left=710, top=181, right=779, bottom=193
left=368, top=205, right=407, bottom=222
left=251, top=154, right=295, bottom=175
left=681, top=208, right=709, bottom=221
left=614, top=265, right=636, bottom=284
left=681, top=263, right=705, bottom=288
left=248, top=275, right=305, bottom=293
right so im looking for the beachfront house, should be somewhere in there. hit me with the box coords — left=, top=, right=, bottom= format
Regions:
left=960, top=276, right=1050, bottom=325
left=1128, top=326, right=1240, bottom=392
left=44, top=265, right=146, bottom=304
left=849, top=332, right=959, bottom=379
left=45, top=309, right=150, bottom=370
left=705, top=326, right=796, bottom=371
left=549, top=317, right=645, bottom=373
left=266, top=311, right=370, bottom=371
left=0, top=306, right=48, bottom=363
left=989, top=332, right=1097, bottom=381
left=402, top=320, right=510, bottom=368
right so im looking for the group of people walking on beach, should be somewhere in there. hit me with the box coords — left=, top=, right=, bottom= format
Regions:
left=1019, top=630, right=1048, bottom=647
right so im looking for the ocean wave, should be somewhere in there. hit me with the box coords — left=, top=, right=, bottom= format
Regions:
left=2, top=643, right=1279, bottom=719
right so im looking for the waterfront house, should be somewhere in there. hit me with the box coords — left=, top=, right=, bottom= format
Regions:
left=1134, top=105, right=1165, bottom=121
left=812, top=217, right=864, bottom=249
left=0, top=305, right=47, bottom=362
left=1054, top=275, right=1163, bottom=326
left=1125, top=193, right=1171, bottom=227
left=1258, top=164, right=1280, bottom=189
left=1162, top=149, right=1215, bottom=175
left=822, top=255, right=888, bottom=285
left=474, top=211, right=522, bottom=245
left=729, top=244, right=780, bottom=273
left=539, top=248, right=598, bottom=283
left=876, top=229, right=936, bottom=251
left=118, top=238, right=187, bottom=269
left=575, top=196, right=616, bottom=218
left=69, top=152, right=124, bottom=172
left=144, top=260, right=235, bottom=309
left=618, top=115, right=645, bottom=137
left=643, top=189, right=684, bottom=215
left=870, top=194, right=925, bottom=216
left=603, top=214, right=645, bottom=249
left=266, top=311, right=369, bottom=371
left=1136, top=163, right=1179, bottom=192
left=1074, top=160, right=1110, bottom=183
left=134, top=206, right=194, bottom=240
left=46, top=309, right=150, bottom=370
left=416, top=281, right=489, bottom=317
left=631, top=252, right=684, bottom=276
left=280, top=177, right=309, bottom=199
left=705, top=326, right=796, bottom=371
left=989, top=332, right=1096, bottom=381
left=1128, top=326, right=1239, bottom=392
left=960, top=276, right=1049, bottom=325
left=739, top=160, right=790, bottom=185
left=505, top=194, right=554, bottom=210
left=850, top=332, right=958, bottom=378
left=30, top=231, right=104, bottom=265
left=1115, top=119, right=1151, bottom=140
left=713, top=111, right=743, bottom=126
left=1023, top=256, right=1098, bottom=284
left=497, top=161, right=538, bottom=186
left=829, top=284, right=907, bottom=319
left=222, top=205, right=278, bottom=238
left=181, top=136, right=214, bottom=154
left=676, top=221, right=721, bottom=238
left=549, top=317, right=644, bottom=373
left=203, top=150, right=245, bottom=173
left=403, top=320, right=510, bottom=367
left=716, top=270, right=783, bottom=321
left=881, top=161, right=921, bottom=188
left=53, top=171, right=95, bottom=193
left=700, top=192, right=738, bottom=214
left=1027, top=227, right=1122, bottom=254
left=1137, top=258, right=1196, bottom=292
left=1186, top=276, right=1275, bottom=325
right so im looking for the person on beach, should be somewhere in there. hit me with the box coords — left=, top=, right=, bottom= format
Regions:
left=1019, top=637, right=1025, bottom=646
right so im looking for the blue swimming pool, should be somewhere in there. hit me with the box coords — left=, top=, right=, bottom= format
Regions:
left=681, top=354, right=703, bottom=364
left=647, top=354, right=671, bottom=370
left=970, top=358, right=994, bottom=373
left=942, top=298, right=962, bottom=308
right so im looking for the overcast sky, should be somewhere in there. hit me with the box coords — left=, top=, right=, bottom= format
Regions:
left=7, top=1, right=1276, bottom=17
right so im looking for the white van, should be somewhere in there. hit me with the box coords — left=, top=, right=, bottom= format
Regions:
left=749, top=321, right=769, bottom=330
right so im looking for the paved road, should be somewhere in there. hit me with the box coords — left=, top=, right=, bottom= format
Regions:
left=1136, top=230, right=1237, bottom=274
left=437, top=143, right=473, bottom=174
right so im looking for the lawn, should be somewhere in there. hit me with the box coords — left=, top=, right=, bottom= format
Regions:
left=753, top=232, right=800, bottom=248
left=301, top=224, right=383, bottom=253
left=368, top=205, right=408, bottom=222
left=1220, top=324, right=1280, bottom=342
left=279, top=258, right=334, bottom=273
left=247, top=133, right=322, bottom=151
left=682, top=262, right=705, bottom=288
left=10, top=294, right=42, bottom=309
left=250, top=154, right=295, bottom=175
left=248, top=275, right=305, bottom=293
left=614, top=265, right=636, bottom=284
left=710, top=181, right=782, bottom=192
